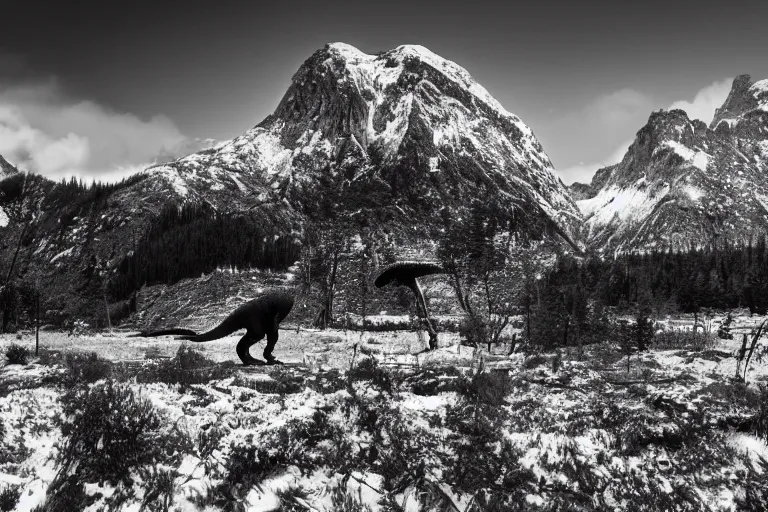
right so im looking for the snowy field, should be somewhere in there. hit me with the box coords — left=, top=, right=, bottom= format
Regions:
left=1, top=325, right=768, bottom=511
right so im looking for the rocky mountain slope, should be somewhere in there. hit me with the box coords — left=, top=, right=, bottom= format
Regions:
left=145, top=43, right=580, bottom=242
left=573, top=74, right=768, bottom=253
left=0, top=156, right=18, bottom=228
left=0, top=43, right=579, bottom=326
left=0, top=155, right=17, bottom=179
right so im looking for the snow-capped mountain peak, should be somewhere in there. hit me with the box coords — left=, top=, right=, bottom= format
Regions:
left=574, top=75, right=768, bottom=253
left=143, top=42, right=581, bottom=246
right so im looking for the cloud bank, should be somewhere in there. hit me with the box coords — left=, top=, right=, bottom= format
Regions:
left=557, top=140, right=633, bottom=186
left=556, top=79, right=733, bottom=185
left=552, top=88, right=653, bottom=185
left=0, top=80, right=190, bottom=181
left=669, top=78, right=732, bottom=124
left=584, top=88, right=655, bottom=127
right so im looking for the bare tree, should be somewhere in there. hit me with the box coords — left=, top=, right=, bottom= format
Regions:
left=437, top=199, right=518, bottom=348
left=300, top=220, right=353, bottom=329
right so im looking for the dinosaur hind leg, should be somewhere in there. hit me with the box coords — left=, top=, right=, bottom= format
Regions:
left=263, top=330, right=281, bottom=364
left=236, top=333, right=264, bottom=365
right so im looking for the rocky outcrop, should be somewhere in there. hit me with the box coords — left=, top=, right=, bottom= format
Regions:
left=577, top=75, right=768, bottom=253
left=0, top=155, right=18, bottom=180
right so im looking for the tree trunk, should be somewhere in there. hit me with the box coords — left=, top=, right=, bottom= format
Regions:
left=35, top=292, right=40, bottom=356
left=576, top=324, right=582, bottom=360
left=323, top=247, right=340, bottom=329
left=411, top=279, right=438, bottom=350
left=3, top=225, right=27, bottom=290
left=526, top=302, right=531, bottom=338
left=563, top=316, right=570, bottom=347
left=103, top=291, right=112, bottom=330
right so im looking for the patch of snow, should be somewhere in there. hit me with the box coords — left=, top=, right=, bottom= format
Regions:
left=682, top=184, right=705, bottom=201
left=0, top=206, right=7, bottom=227
left=229, top=174, right=247, bottom=192
left=716, top=118, right=737, bottom=129
left=50, top=247, right=75, bottom=263
left=577, top=183, right=669, bottom=227
left=400, top=394, right=451, bottom=412
left=750, top=79, right=768, bottom=96
left=663, top=141, right=709, bottom=171
left=727, top=433, right=768, bottom=466
left=692, top=151, right=709, bottom=171
left=151, top=165, right=189, bottom=197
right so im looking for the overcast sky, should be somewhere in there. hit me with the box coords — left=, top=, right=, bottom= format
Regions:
left=1, top=0, right=767, bottom=183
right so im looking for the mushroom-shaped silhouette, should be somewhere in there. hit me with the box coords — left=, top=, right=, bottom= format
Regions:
left=374, top=261, right=445, bottom=350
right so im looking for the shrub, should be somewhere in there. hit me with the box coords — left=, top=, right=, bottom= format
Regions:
left=64, top=352, right=112, bottom=384
left=211, top=410, right=355, bottom=508
left=329, top=487, right=374, bottom=512
left=275, top=486, right=314, bottom=512
left=213, top=444, right=288, bottom=509
left=754, top=385, right=768, bottom=442
left=231, top=368, right=304, bottom=395
left=459, top=315, right=489, bottom=347
left=0, top=429, right=31, bottom=466
left=348, top=357, right=393, bottom=393
left=654, top=329, right=716, bottom=351
left=55, top=380, right=164, bottom=486
left=134, top=345, right=231, bottom=388
left=36, top=348, right=63, bottom=366
left=0, top=485, right=20, bottom=512
left=5, top=343, right=29, bottom=365
left=457, top=369, right=514, bottom=407
left=522, top=353, right=547, bottom=369
left=304, top=368, right=347, bottom=394
left=375, top=417, right=439, bottom=492
left=138, top=467, right=178, bottom=512
left=402, top=366, right=463, bottom=396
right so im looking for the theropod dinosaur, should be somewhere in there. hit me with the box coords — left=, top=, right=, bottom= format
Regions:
left=138, top=289, right=294, bottom=365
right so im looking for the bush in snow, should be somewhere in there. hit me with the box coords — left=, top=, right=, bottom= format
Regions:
left=54, top=380, right=164, bottom=485
left=64, top=351, right=112, bottom=385
left=137, top=466, right=179, bottom=512
left=348, top=357, right=393, bottom=393
left=274, top=485, right=315, bottom=512
left=654, top=328, right=715, bottom=351
left=403, top=365, right=463, bottom=396
left=4, top=343, right=29, bottom=365
left=0, top=485, right=21, bottom=512
left=456, top=367, right=515, bottom=407
left=135, top=345, right=231, bottom=388
left=754, top=385, right=768, bottom=442
left=441, top=369, right=533, bottom=501
left=207, top=410, right=355, bottom=509
left=329, top=487, right=374, bottom=512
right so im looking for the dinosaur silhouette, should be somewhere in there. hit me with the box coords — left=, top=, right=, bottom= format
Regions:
left=139, top=290, right=295, bottom=365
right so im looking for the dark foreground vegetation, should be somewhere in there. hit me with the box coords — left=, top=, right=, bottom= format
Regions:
left=1, top=341, right=768, bottom=511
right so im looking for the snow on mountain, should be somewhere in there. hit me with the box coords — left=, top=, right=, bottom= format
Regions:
left=143, top=43, right=581, bottom=246
left=0, top=154, right=18, bottom=180
left=574, top=76, right=768, bottom=253
left=0, top=155, right=19, bottom=227
left=0, top=44, right=583, bottom=325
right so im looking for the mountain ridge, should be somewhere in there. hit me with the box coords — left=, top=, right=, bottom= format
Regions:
left=142, top=42, right=581, bottom=244
left=0, top=42, right=579, bottom=326
left=571, top=74, right=768, bottom=253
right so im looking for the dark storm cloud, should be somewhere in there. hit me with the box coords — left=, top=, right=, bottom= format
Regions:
left=1, top=0, right=767, bottom=182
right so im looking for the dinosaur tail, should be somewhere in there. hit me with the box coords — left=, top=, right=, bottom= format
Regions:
left=178, top=316, right=240, bottom=342
left=132, top=328, right=199, bottom=338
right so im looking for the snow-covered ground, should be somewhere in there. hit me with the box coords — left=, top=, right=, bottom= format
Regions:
left=1, top=326, right=767, bottom=511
